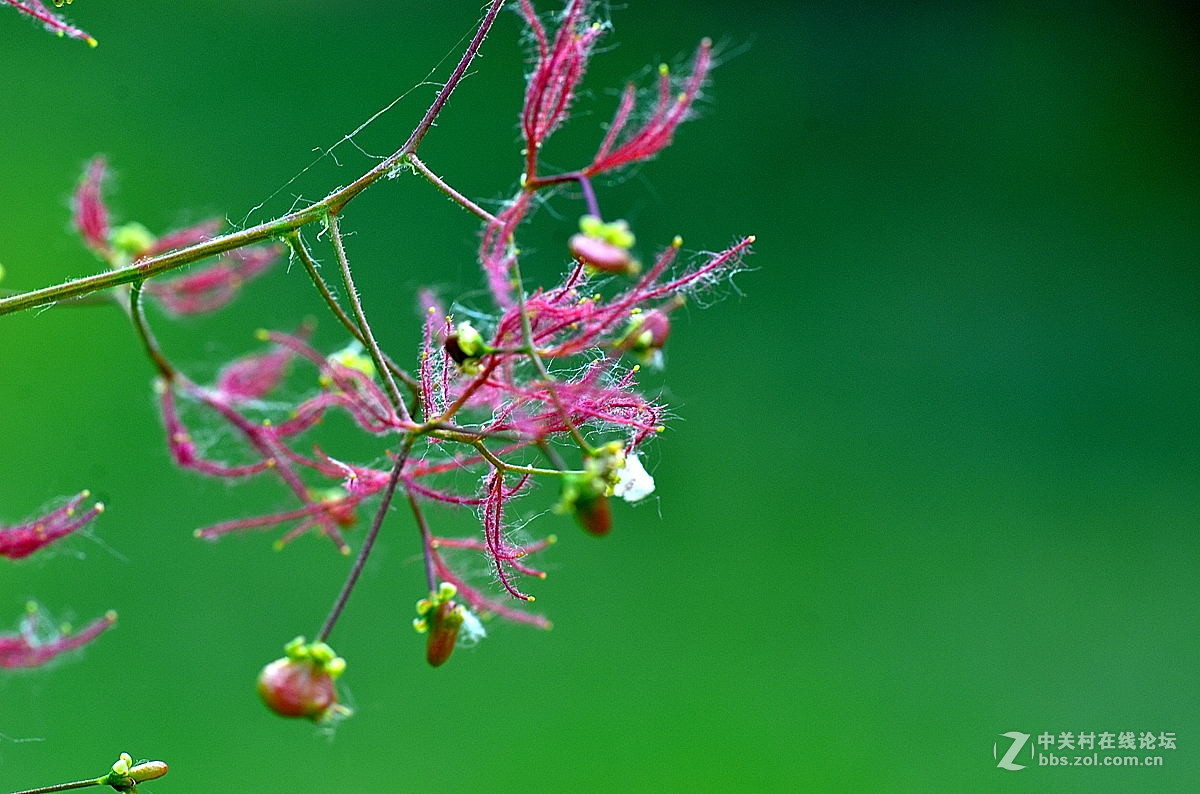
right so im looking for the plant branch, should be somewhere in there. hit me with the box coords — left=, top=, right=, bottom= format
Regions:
left=526, top=171, right=601, bottom=218
left=326, top=213, right=410, bottom=423
left=406, top=154, right=498, bottom=223
left=0, top=0, right=507, bottom=317
left=10, top=779, right=101, bottom=794
left=285, top=230, right=420, bottom=393
left=405, top=491, right=438, bottom=593
left=511, top=257, right=593, bottom=453
left=128, top=281, right=176, bottom=380
left=471, top=439, right=579, bottom=477
left=316, top=435, right=414, bottom=643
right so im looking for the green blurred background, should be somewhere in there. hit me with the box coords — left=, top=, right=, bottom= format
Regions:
left=2, top=1, right=1198, bottom=791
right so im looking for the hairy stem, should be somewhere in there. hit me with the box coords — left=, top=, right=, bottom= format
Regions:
left=511, top=258, right=594, bottom=453
left=316, top=436, right=414, bottom=643
left=405, top=491, right=438, bottom=593
left=128, top=281, right=175, bottom=380
left=406, top=154, right=498, bottom=223
left=285, top=230, right=420, bottom=393
left=527, top=171, right=601, bottom=218
left=11, top=778, right=101, bottom=794
left=326, top=214, right=410, bottom=423
left=431, top=359, right=500, bottom=426
left=324, top=0, right=506, bottom=214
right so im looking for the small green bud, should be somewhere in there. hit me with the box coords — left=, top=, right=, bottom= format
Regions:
left=112, top=752, right=133, bottom=776
left=560, top=471, right=613, bottom=537
left=444, top=320, right=489, bottom=372
left=415, top=582, right=479, bottom=667
left=578, top=215, right=635, bottom=248
left=618, top=309, right=671, bottom=355
left=327, top=341, right=377, bottom=379
left=110, top=223, right=156, bottom=257
left=579, top=214, right=606, bottom=237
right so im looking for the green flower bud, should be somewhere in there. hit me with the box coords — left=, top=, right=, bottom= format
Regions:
left=444, top=320, right=488, bottom=372
left=110, top=223, right=156, bottom=258
left=327, top=341, right=377, bottom=379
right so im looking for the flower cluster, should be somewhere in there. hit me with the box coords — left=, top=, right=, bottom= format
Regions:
left=3, top=0, right=752, bottom=716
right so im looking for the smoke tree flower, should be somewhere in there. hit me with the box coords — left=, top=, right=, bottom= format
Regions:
left=1, top=0, right=95, bottom=46
left=569, top=215, right=640, bottom=275
left=0, top=490, right=104, bottom=559
left=107, top=752, right=170, bottom=788
left=413, top=582, right=485, bottom=668
left=0, top=603, right=117, bottom=669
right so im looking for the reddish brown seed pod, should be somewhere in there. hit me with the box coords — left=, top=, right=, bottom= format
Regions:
left=425, top=599, right=466, bottom=668
left=257, top=657, right=337, bottom=719
left=573, top=492, right=612, bottom=537
left=256, top=638, right=347, bottom=721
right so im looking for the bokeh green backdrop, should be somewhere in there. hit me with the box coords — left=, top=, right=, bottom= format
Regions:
left=2, top=1, right=1198, bottom=791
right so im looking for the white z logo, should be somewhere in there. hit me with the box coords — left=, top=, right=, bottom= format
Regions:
left=995, top=731, right=1031, bottom=770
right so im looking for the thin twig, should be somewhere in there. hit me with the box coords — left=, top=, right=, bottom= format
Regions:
left=285, top=230, right=420, bottom=393
left=316, top=436, right=414, bottom=642
left=11, top=778, right=101, bottom=794
left=326, top=213, right=410, bottom=423
left=406, top=491, right=438, bottom=593
left=406, top=154, right=498, bottom=223
left=128, top=281, right=175, bottom=380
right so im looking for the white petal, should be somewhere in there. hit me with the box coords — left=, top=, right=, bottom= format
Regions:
left=614, top=453, right=656, bottom=502
left=457, top=608, right=487, bottom=647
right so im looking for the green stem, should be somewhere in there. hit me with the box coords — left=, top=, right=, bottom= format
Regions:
left=406, top=154, right=498, bottom=223
left=128, top=281, right=175, bottom=380
left=11, top=777, right=102, bottom=794
left=285, top=230, right=420, bottom=393
left=470, top=439, right=581, bottom=477
left=0, top=214, right=305, bottom=316
left=0, top=287, right=112, bottom=307
left=0, top=0, right=508, bottom=317
left=325, top=214, right=409, bottom=422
